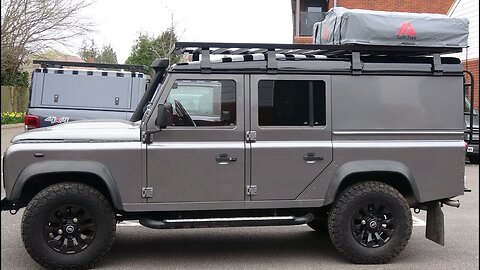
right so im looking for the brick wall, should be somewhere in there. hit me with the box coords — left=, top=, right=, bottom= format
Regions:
left=292, top=0, right=311, bottom=43
left=464, top=58, right=479, bottom=109
left=294, top=36, right=314, bottom=44
left=328, top=0, right=454, bottom=14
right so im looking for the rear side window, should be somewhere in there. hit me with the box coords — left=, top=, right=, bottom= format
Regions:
left=258, top=80, right=326, bottom=127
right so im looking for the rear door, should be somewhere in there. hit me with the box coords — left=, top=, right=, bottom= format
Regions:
left=249, top=75, right=332, bottom=200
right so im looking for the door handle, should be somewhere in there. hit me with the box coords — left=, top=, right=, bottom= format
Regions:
left=216, top=154, right=237, bottom=165
left=303, top=153, right=323, bottom=164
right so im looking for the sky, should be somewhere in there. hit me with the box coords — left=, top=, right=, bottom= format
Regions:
left=65, top=0, right=293, bottom=63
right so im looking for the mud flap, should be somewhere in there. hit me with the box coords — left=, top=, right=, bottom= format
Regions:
left=425, top=201, right=444, bottom=246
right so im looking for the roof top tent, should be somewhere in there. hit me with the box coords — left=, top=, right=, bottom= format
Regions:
left=313, top=7, right=469, bottom=48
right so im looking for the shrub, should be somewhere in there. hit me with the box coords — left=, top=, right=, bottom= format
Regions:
left=1, top=112, right=25, bottom=125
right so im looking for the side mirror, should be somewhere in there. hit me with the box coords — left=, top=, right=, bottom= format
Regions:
left=155, top=104, right=168, bottom=129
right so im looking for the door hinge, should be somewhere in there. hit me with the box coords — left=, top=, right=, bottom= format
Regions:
left=141, top=187, right=154, bottom=198
left=246, top=185, right=258, bottom=196
left=246, top=131, right=257, bottom=143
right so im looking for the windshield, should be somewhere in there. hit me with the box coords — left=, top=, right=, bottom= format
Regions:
left=464, top=97, right=478, bottom=115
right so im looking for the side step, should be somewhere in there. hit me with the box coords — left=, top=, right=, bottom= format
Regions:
left=139, top=213, right=315, bottom=229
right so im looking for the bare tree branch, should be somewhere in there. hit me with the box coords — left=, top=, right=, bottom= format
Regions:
left=1, top=0, right=94, bottom=85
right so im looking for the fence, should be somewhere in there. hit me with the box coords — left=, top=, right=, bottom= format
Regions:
left=1, top=86, right=29, bottom=113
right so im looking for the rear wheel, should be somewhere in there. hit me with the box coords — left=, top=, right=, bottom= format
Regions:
left=22, top=182, right=116, bottom=269
left=468, top=154, right=479, bottom=164
left=328, top=181, right=412, bottom=264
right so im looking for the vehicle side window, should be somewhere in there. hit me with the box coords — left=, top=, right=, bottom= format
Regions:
left=165, top=80, right=236, bottom=127
left=258, top=80, right=326, bottom=127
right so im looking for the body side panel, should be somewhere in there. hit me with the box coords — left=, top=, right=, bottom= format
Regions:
left=3, top=142, right=143, bottom=205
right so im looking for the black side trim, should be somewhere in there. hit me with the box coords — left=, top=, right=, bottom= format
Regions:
left=10, top=161, right=123, bottom=210
left=139, top=213, right=314, bottom=229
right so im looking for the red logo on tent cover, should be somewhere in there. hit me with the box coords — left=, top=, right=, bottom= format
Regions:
left=322, top=27, right=329, bottom=41
left=396, top=22, right=416, bottom=39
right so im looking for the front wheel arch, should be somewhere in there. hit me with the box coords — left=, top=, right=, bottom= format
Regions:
left=19, top=172, right=122, bottom=212
left=11, top=161, right=123, bottom=211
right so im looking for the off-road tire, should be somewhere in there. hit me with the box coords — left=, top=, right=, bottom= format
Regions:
left=21, top=182, right=116, bottom=269
left=328, top=181, right=412, bottom=264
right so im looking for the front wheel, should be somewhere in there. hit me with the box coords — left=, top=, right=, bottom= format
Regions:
left=328, top=181, right=412, bottom=264
left=22, top=182, right=116, bottom=269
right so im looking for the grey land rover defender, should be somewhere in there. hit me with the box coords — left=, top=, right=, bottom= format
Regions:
left=1, top=40, right=471, bottom=268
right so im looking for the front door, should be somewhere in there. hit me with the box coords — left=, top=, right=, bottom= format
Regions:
left=249, top=75, right=333, bottom=200
left=146, top=74, right=245, bottom=203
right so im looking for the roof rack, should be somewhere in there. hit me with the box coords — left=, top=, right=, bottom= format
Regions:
left=33, top=60, right=147, bottom=72
left=173, top=42, right=463, bottom=74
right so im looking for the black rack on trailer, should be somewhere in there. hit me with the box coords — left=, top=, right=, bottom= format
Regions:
left=172, top=42, right=464, bottom=74
left=32, top=60, right=147, bottom=73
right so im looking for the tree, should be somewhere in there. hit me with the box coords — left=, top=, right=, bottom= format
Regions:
left=125, top=28, right=180, bottom=75
left=78, top=39, right=99, bottom=62
left=78, top=40, right=118, bottom=64
left=125, top=34, right=156, bottom=70
left=152, top=28, right=180, bottom=66
left=1, top=0, right=93, bottom=86
left=33, top=49, right=64, bottom=61
left=97, top=45, right=118, bottom=64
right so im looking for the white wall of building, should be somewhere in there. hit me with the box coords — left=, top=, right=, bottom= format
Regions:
left=448, top=0, right=479, bottom=60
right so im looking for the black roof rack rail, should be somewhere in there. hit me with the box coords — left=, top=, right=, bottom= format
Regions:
left=172, top=42, right=463, bottom=73
left=173, top=42, right=462, bottom=57
left=32, top=60, right=147, bottom=72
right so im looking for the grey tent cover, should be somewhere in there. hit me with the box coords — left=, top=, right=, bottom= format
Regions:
left=313, top=7, right=469, bottom=48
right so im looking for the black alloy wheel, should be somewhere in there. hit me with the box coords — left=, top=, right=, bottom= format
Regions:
left=44, top=204, right=96, bottom=254
left=351, top=202, right=395, bottom=248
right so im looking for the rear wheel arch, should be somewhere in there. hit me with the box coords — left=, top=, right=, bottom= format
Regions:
left=324, top=161, right=420, bottom=206
left=12, top=161, right=123, bottom=211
